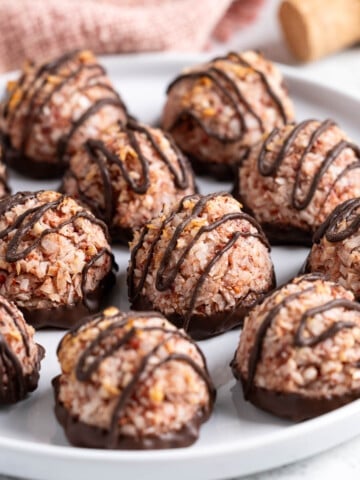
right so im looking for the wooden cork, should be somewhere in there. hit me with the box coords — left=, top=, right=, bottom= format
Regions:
left=279, top=0, right=360, bottom=62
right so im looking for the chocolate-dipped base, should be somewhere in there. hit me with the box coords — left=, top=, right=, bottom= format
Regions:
left=235, top=372, right=360, bottom=422
left=186, top=146, right=249, bottom=181
left=1, top=135, right=65, bottom=179
left=1, top=344, right=45, bottom=405
left=52, top=376, right=212, bottom=449
left=130, top=290, right=273, bottom=340
left=21, top=268, right=116, bottom=329
left=109, top=225, right=133, bottom=246
left=186, top=153, right=236, bottom=182
left=260, top=222, right=313, bottom=247
left=232, top=182, right=313, bottom=247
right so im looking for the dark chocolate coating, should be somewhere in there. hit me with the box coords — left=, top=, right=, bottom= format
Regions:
left=258, top=222, right=313, bottom=247
left=108, top=225, right=133, bottom=245
left=128, top=192, right=275, bottom=339
left=131, top=288, right=272, bottom=341
left=234, top=119, right=360, bottom=246
left=1, top=134, right=65, bottom=179
left=186, top=150, right=248, bottom=181
left=53, top=376, right=211, bottom=449
left=20, top=266, right=116, bottom=329
left=236, top=373, right=360, bottom=422
left=53, top=310, right=215, bottom=449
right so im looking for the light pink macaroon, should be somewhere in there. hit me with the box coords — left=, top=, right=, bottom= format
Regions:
left=163, top=50, right=294, bottom=179
left=61, top=121, right=196, bottom=244
left=53, top=308, right=215, bottom=449
left=0, top=294, right=44, bottom=404
left=128, top=192, right=275, bottom=339
left=232, top=273, right=360, bottom=421
left=0, top=49, right=127, bottom=179
left=305, top=197, right=360, bottom=299
left=235, top=118, right=360, bottom=245
left=0, top=190, right=116, bottom=329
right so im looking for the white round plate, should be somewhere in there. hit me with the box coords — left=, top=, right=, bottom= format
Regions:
left=0, top=53, right=360, bottom=480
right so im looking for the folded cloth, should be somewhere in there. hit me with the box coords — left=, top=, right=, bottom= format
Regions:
left=0, top=0, right=265, bottom=73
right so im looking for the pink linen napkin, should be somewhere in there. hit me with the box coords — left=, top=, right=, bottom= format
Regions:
left=0, top=0, right=265, bottom=73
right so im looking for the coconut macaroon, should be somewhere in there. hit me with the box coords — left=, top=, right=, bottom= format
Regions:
left=128, top=192, right=275, bottom=340
left=53, top=308, right=215, bottom=449
left=162, top=50, right=294, bottom=179
left=61, top=121, right=196, bottom=244
left=232, top=274, right=360, bottom=421
left=0, top=294, right=44, bottom=404
left=0, top=49, right=127, bottom=179
left=0, top=190, right=116, bottom=329
left=0, top=141, right=10, bottom=199
left=305, top=198, right=360, bottom=298
left=235, top=118, right=360, bottom=246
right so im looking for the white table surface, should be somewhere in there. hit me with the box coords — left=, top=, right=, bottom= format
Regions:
left=1, top=1, right=360, bottom=479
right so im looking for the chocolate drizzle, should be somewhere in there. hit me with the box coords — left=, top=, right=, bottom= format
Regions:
left=0, top=298, right=44, bottom=404
left=0, top=191, right=117, bottom=327
left=54, top=310, right=215, bottom=449
left=128, top=192, right=274, bottom=338
left=313, top=197, right=360, bottom=244
left=241, top=274, right=359, bottom=399
left=56, top=97, right=125, bottom=165
left=257, top=119, right=360, bottom=211
left=1, top=50, right=126, bottom=173
left=62, top=121, right=193, bottom=238
left=166, top=51, right=289, bottom=144
left=294, top=299, right=357, bottom=347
